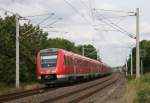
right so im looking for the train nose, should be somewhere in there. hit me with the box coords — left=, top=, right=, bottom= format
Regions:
left=40, top=69, right=56, bottom=74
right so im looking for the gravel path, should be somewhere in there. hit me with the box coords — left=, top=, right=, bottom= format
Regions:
left=80, top=73, right=126, bottom=103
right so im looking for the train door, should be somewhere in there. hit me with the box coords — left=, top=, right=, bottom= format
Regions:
left=72, top=56, right=77, bottom=79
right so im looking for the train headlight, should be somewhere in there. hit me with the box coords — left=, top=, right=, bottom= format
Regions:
left=38, top=76, right=41, bottom=80
left=52, top=70, right=56, bottom=73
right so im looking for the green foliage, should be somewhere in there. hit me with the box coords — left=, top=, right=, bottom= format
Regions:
left=0, top=16, right=99, bottom=85
left=0, top=16, right=48, bottom=84
left=127, top=40, right=150, bottom=74
left=136, top=77, right=150, bottom=103
left=137, top=89, right=150, bottom=103
left=140, top=77, right=150, bottom=84
left=75, top=44, right=98, bottom=60
left=44, top=38, right=75, bottom=51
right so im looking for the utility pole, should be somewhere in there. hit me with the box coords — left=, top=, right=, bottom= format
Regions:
left=136, top=8, right=140, bottom=78
left=125, top=59, right=128, bottom=76
left=130, top=48, right=133, bottom=76
left=16, top=14, right=20, bottom=88
left=97, top=49, right=99, bottom=60
left=141, top=59, right=143, bottom=75
left=82, top=46, right=84, bottom=56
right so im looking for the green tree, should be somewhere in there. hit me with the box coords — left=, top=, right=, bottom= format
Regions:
left=127, top=40, right=150, bottom=74
left=75, top=44, right=98, bottom=60
left=0, top=16, right=48, bottom=84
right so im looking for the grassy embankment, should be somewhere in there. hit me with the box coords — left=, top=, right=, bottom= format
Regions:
left=123, top=73, right=150, bottom=103
left=0, top=82, right=44, bottom=95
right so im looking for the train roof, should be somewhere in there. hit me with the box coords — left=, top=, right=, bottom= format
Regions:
left=40, top=48, right=103, bottom=64
left=40, top=48, right=59, bottom=53
left=61, top=49, right=102, bottom=64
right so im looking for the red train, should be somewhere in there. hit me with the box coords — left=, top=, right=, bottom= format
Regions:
left=37, top=48, right=111, bottom=84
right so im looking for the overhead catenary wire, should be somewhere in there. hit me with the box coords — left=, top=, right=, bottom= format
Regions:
left=63, top=0, right=134, bottom=41
left=63, top=0, right=95, bottom=28
left=88, top=0, right=94, bottom=19
left=46, top=30, right=68, bottom=33
left=42, top=17, right=62, bottom=27
left=96, top=15, right=131, bottom=20
left=92, top=8, right=137, bottom=44
left=79, top=0, right=89, bottom=9
left=0, top=7, right=15, bottom=15
left=94, top=11, right=135, bottom=39
left=100, top=14, right=135, bottom=38
left=102, top=15, right=135, bottom=38
left=98, top=18, right=135, bottom=39
left=115, top=16, right=127, bottom=25
left=22, top=13, right=55, bottom=35
left=0, top=9, right=57, bottom=37
left=1, top=3, right=135, bottom=40
left=85, top=49, right=97, bottom=57
left=36, top=13, right=55, bottom=25
left=24, top=13, right=54, bottom=18
left=63, top=0, right=108, bottom=42
left=22, top=18, right=62, bottom=38
left=93, top=8, right=134, bottom=14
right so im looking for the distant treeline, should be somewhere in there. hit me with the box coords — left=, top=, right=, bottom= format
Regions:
left=127, top=40, right=150, bottom=74
left=0, top=16, right=98, bottom=84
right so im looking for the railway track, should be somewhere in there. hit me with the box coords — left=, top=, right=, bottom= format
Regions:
left=0, top=74, right=119, bottom=103
left=0, top=87, right=58, bottom=103
left=0, top=80, right=84, bottom=103
left=40, top=74, right=118, bottom=103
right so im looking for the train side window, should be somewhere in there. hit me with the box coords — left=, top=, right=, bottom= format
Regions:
left=70, top=57, right=72, bottom=65
left=68, top=56, right=72, bottom=66
left=69, top=57, right=72, bottom=65
left=66, top=56, right=69, bottom=65
left=68, top=56, right=70, bottom=65
left=64, top=55, right=66, bottom=65
left=77, top=59, right=80, bottom=67
left=67, top=57, right=69, bottom=65
left=75, top=58, right=77, bottom=66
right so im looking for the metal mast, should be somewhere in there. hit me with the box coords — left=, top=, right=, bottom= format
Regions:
left=16, top=14, right=20, bottom=88
left=136, top=8, right=140, bottom=78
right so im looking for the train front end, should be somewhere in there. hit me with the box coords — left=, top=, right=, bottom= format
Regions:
left=37, top=48, right=62, bottom=84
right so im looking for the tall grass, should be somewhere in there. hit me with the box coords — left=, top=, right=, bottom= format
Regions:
left=0, top=82, right=44, bottom=95
left=126, top=73, right=150, bottom=103
left=136, top=76, right=150, bottom=103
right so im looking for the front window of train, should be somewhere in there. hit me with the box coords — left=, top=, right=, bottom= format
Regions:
left=40, top=52, right=58, bottom=70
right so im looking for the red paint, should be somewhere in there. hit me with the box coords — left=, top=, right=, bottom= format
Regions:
left=36, top=49, right=110, bottom=77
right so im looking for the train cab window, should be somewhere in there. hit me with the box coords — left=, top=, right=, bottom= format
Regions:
left=40, top=52, right=58, bottom=70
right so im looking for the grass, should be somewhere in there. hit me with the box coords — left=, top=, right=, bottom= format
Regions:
left=123, top=73, right=150, bottom=103
left=136, top=76, right=150, bottom=103
left=0, top=82, right=44, bottom=95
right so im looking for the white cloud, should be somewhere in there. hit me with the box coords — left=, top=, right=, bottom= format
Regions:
left=141, top=22, right=150, bottom=34
left=95, top=3, right=116, bottom=10
left=1, top=0, right=150, bottom=67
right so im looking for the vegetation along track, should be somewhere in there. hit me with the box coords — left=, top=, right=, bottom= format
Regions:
left=40, top=74, right=119, bottom=103
left=0, top=87, right=58, bottom=103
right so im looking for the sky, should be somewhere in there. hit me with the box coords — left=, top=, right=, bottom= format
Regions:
left=0, top=0, right=150, bottom=67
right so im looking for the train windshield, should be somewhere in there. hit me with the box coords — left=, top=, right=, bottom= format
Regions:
left=40, top=52, right=58, bottom=70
